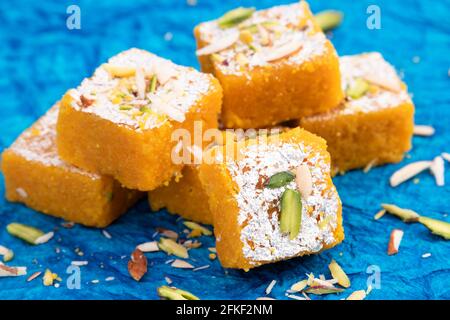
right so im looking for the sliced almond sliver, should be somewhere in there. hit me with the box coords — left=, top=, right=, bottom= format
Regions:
left=153, top=61, right=177, bottom=85
left=196, top=31, right=239, bottom=56
left=0, top=245, right=14, bottom=262
left=103, top=64, right=136, bottom=78
left=374, top=209, right=386, bottom=220
left=34, top=231, right=54, bottom=245
left=346, top=290, right=367, bottom=300
left=261, top=41, right=302, bottom=62
left=295, top=164, right=313, bottom=200
left=0, top=264, right=27, bottom=277
left=171, top=259, right=194, bottom=269
left=389, top=161, right=432, bottom=187
left=430, top=156, right=445, bottom=186
left=387, top=229, right=404, bottom=255
left=135, top=67, right=146, bottom=100
left=363, top=73, right=402, bottom=93
left=290, top=279, right=308, bottom=292
left=137, top=241, right=159, bottom=253
left=413, top=125, right=435, bottom=136
left=328, top=260, right=351, bottom=288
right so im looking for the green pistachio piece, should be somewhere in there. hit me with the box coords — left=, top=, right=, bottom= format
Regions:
left=314, top=10, right=343, bottom=32
left=6, top=223, right=45, bottom=245
left=280, top=189, right=302, bottom=240
left=346, top=78, right=369, bottom=99
left=305, top=286, right=344, bottom=295
left=149, top=74, right=157, bottom=93
left=418, top=216, right=450, bottom=240
left=265, top=171, right=295, bottom=188
left=157, top=286, right=199, bottom=300
left=218, top=7, right=255, bottom=29
left=381, top=203, right=420, bottom=222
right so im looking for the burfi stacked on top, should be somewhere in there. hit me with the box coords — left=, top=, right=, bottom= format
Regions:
left=2, top=104, right=142, bottom=227
left=300, top=53, right=414, bottom=174
left=194, top=1, right=343, bottom=128
left=198, top=127, right=343, bottom=269
left=57, top=48, right=222, bottom=191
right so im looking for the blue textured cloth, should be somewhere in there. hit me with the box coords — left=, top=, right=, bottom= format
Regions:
left=0, top=0, right=449, bottom=300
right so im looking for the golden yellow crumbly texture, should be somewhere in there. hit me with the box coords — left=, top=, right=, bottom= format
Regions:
left=300, top=102, right=414, bottom=175
left=1, top=106, right=142, bottom=228
left=56, top=78, right=222, bottom=191
left=198, top=127, right=344, bottom=270
left=148, top=166, right=212, bottom=225
left=194, top=2, right=343, bottom=129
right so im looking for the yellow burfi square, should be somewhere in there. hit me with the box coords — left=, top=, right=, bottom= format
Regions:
left=57, top=48, right=222, bottom=191
left=149, top=165, right=212, bottom=225
left=198, top=127, right=344, bottom=270
left=194, top=1, right=343, bottom=128
left=1, top=104, right=142, bottom=228
left=300, top=52, right=414, bottom=175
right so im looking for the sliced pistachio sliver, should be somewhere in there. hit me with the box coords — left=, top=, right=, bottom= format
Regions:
left=6, top=223, right=45, bottom=245
left=149, top=74, right=157, bottom=93
left=158, top=238, right=189, bottom=258
left=314, top=10, right=343, bottom=32
left=328, top=259, right=351, bottom=288
left=381, top=204, right=420, bottom=222
left=183, top=221, right=212, bottom=236
left=346, top=78, right=369, bottom=99
left=265, top=171, right=295, bottom=188
left=418, top=216, right=450, bottom=240
left=280, top=189, right=302, bottom=240
left=305, top=286, right=344, bottom=295
left=217, top=7, right=255, bottom=29
left=157, top=286, right=199, bottom=300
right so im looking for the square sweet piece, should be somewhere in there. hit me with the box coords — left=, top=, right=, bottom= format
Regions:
left=194, top=1, right=343, bottom=128
left=1, top=104, right=142, bottom=228
left=149, top=165, right=212, bottom=225
left=198, top=127, right=344, bottom=270
left=300, top=52, right=414, bottom=175
left=57, top=48, right=222, bottom=191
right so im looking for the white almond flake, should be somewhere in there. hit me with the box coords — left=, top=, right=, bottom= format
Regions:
left=286, top=294, right=306, bottom=301
left=363, top=72, right=402, bottom=92
left=296, top=164, right=313, bottom=199
left=150, top=95, right=186, bottom=122
left=102, top=230, right=112, bottom=239
left=374, top=209, right=386, bottom=220
left=34, top=231, right=54, bottom=245
left=171, top=259, right=194, bottom=269
left=16, top=188, right=28, bottom=198
left=257, top=297, right=276, bottom=300
left=153, top=61, right=178, bottom=85
left=430, top=156, right=445, bottom=186
left=71, top=261, right=88, bottom=266
left=165, top=276, right=173, bottom=285
left=442, top=152, right=450, bottom=163
left=422, top=253, right=431, bottom=258
left=192, top=265, right=210, bottom=272
left=390, top=161, right=432, bottom=187
left=265, top=280, right=277, bottom=295
left=196, top=31, right=239, bottom=56
left=261, top=40, right=302, bottom=62
left=137, top=241, right=159, bottom=252
left=91, top=279, right=100, bottom=284
left=413, top=125, right=435, bottom=136
left=0, top=245, right=13, bottom=261
left=135, top=67, right=146, bottom=100
left=105, top=276, right=115, bottom=281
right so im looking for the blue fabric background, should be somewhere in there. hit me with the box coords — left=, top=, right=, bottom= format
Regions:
left=0, top=0, right=449, bottom=300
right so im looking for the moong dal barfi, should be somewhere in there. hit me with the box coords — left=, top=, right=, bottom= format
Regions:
left=1, top=104, right=142, bottom=228
left=57, top=48, right=222, bottom=191
left=300, top=53, right=414, bottom=175
left=198, top=127, right=344, bottom=269
left=194, top=1, right=343, bottom=128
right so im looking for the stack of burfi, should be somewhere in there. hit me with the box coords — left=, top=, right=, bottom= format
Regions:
left=2, top=48, right=223, bottom=227
left=300, top=53, right=414, bottom=174
left=2, top=104, right=142, bottom=227
left=194, top=1, right=343, bottom=128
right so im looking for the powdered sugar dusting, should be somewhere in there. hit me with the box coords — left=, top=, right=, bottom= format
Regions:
left=226, top=142, right=339, bottom=264
left=9, top=105, right=99, bottom=179
left=197, top=3, right=328, bottom=76
left=70, top=48, right=212, bottom=131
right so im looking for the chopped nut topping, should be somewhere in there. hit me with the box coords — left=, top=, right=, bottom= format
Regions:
left=387, top=229, right=404, bottom=255
left=389, top=161, right=432, bottom=187
left=128, top=249, right=147, bottom=281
